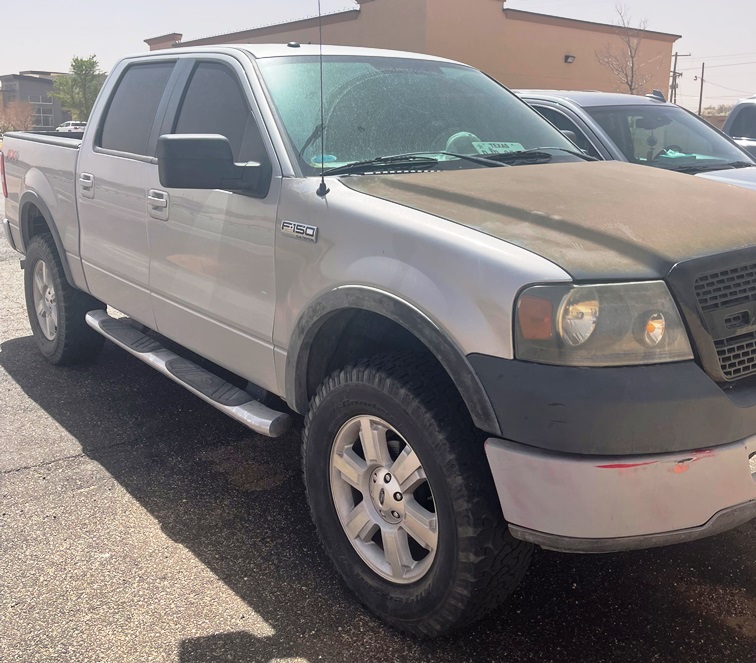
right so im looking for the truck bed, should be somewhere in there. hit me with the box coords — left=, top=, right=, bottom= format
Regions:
left=2, top=131, right=82, bottom=266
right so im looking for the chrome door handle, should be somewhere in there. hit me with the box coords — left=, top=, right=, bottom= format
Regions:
left=147, top=194, right=168, bottom=208
left=147, top=189, right=170, bottom=221
left=79, top=172, right=95, bottom=199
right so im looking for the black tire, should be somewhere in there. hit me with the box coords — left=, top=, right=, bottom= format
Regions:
left=24, top=234, right=105, bottom=365
left=303, top=353, right=533, bottom=637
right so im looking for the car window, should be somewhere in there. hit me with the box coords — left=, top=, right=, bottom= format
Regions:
left=99, top=62, right=175, bottom=156
left=587, top=105, right=749, bottom=169
left=729, top=106, right=756, bottom=140
left=173, top=62, right=265, bottom=164
left=531, top=105, right=601, bottom=158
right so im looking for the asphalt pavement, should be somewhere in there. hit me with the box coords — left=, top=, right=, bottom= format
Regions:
left=0, top=196, right=754, bottom=662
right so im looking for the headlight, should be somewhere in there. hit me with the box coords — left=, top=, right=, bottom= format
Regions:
left=515, top=282, right=693, bottom=366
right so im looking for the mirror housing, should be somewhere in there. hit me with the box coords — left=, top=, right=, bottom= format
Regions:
left=560, top=129, right=578, bottom=143
left=157, top=134, right=270, bottom=197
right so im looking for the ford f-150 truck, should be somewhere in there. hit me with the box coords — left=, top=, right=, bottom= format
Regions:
left=2, top=44, right=756, bottom=638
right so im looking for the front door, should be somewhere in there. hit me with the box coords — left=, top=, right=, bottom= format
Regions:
left=146, top=57, right=280, bottom=392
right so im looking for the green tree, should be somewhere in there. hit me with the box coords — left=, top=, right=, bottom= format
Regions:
left=53, top=55, right=106, bottom=121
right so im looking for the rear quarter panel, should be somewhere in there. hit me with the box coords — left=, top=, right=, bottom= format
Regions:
left=2, top=133, right=86, bottom=288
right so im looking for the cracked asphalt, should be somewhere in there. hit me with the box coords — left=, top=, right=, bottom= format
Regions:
left=1, top=197, right=754, bottom=662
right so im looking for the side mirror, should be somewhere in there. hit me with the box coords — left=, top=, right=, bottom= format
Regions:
left=560, top=129, right=578, bottom=143
left=157, top=134, right=270, bottom=197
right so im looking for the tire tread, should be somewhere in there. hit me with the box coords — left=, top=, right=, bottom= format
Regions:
left=303, top=352, right=532, bottom=637
left=24, top=234, right=104, bottom=365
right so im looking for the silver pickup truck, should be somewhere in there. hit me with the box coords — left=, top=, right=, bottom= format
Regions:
left=2, top=44, right=756, bottom=637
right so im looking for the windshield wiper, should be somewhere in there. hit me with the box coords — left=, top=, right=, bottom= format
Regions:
left=726, top=160, right=755, bottom=169
left=665, top=160, right=755, bottom=174
left=323, top=151, right=507, bottom=176
left=478, top=147, right=596, bottom=164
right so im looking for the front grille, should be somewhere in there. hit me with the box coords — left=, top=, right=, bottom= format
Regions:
left=715, top=331, right=756, bottom=379
left=694, top=263, right=756, bottom=312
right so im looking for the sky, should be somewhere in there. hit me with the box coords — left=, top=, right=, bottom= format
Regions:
left=2, top=0, right=755, bottom=111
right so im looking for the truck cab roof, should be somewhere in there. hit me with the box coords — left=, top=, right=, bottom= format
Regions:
left=131, top=43, right=463, bottom=65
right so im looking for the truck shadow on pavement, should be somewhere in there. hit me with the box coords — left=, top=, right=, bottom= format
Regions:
left=2, top=335, right=754, bottom=663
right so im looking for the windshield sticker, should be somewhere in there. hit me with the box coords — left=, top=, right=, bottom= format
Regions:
left=472, top=142, right=524, bottom=155
left=310, top=154, right=338, bottom=165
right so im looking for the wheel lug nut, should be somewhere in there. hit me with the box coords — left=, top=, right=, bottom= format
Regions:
left=384, top=473, right=392, bottom=483
left=391, top=511, right=400, bottom=518
left=394, top=492, right=403, bottom=501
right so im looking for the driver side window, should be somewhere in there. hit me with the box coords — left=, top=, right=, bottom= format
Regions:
left=172, top=62, right=268, bottom=165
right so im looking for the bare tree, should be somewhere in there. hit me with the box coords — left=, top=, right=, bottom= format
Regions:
left=596, top=4, right=658, bottom=95
left=0, top=101, right=36, bottom=132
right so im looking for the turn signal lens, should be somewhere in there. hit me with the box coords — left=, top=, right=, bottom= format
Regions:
left=643, top=313, right=666, bottom=346
left=518, top=295, right=553, bottom=340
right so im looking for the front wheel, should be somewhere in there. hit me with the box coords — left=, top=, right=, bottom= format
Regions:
left=303, top=354, right=533, bottom=637
left=23, top=234, right=105, bottom=365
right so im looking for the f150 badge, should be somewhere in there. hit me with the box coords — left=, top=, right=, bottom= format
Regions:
left=281, top=220, right=318, bottom=243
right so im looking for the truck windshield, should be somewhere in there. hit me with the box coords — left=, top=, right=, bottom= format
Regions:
left=586, top=104, right=754, bottom=172
left=257, top=55, right=578, bottom=175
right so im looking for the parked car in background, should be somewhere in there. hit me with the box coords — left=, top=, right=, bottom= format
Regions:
left=723, top=96, right=756, bottom=158
left=55, top=121, right=87, bottom=133
left=518, top=90, right=756, bottom=191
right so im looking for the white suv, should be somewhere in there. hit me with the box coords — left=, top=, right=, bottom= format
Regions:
left=55, top=121, right=87, bottom=133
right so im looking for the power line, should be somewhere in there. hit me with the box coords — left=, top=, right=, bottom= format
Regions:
left=705, top=80, right=753, bottom=95
left=686, top=51, right=756, bottom=61
left=681, top=60, right=756, bottom=71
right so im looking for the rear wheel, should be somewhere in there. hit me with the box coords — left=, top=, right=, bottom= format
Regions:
left=303, top=353, right=533, bottom=637
left=24, top=234, right=105, bottom=364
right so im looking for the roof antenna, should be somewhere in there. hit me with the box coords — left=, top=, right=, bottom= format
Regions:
left=316, top=0, right=329, bottom=197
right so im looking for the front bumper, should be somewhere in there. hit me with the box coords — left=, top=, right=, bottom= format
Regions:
left=468, top=355, right=756, bottom=456
left=486, top=437, right=756, bottom=553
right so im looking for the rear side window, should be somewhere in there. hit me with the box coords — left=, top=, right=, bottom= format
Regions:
left=173, top=62, right=265, bottom=163
left=100, top=62, right=174, bottom=156
left=729, top=106, right=756, bottom=140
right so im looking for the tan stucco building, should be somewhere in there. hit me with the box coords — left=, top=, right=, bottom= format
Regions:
left=146, top=0, right=680, bottom=95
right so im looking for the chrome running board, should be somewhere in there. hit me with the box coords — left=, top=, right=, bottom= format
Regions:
left=85, top=310, right=291, bottom=438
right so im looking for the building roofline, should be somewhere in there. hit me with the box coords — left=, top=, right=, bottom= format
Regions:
left=178, top=5, right=360, bottom=47
left=19, top=70, right=68, bottom=76
left=144, top=32, right=183, bottom=46
left=0, top=73, right=59, bottom=82
left=503, top=8, right=681, bottom=42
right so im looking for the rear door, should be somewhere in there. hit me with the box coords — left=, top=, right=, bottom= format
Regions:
left=77, top=58, right=183, bottom=326
left=146, top=55, right=281, bottom=392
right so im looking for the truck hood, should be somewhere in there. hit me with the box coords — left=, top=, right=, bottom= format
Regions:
left=342, top=161, right=756, bottom=280
left=696, top=165, right=756, bottom=191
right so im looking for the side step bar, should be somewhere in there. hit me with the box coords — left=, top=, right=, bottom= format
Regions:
left=85, top=310, right=291, bottom=438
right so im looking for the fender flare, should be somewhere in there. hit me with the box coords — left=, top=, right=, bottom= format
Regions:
left=285, top=285, right=502, bottom=436
left=18, top=190, right=76, bottom=287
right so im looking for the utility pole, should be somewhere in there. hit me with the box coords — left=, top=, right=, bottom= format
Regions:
left=670, top=52, right=691, bottom=104
left=696, top=62, right=706, bottom=116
